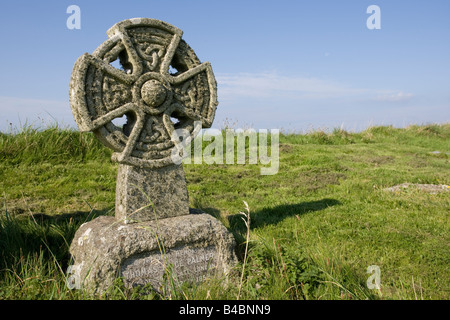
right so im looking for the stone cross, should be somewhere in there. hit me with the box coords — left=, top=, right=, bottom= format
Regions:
left=68, top=18, right=236, bottom=294
left=69, top=18, right=217, bottom=223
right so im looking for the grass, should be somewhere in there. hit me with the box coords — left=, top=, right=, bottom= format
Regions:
left=0, top=122, right=449, bottom=299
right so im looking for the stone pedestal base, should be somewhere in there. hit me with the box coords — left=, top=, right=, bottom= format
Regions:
left=69, top=211, right=237, bottom=294
left=115, top=164, right=189, bottom=223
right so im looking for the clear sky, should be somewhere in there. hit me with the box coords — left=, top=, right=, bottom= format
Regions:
left=0, top=0, right=449, bottom=132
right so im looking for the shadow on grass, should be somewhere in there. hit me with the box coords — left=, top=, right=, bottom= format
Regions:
left=229, top=198, right=341, bottom=232
left=0, top=208, right=111, bottom=272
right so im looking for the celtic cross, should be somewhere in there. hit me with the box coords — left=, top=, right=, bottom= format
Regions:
left=69, top=18, right=218, bottom=222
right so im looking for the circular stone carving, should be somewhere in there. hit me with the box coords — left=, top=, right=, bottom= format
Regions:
left=69, top=18, right=218, bottom=168
left=141, top=80, right=167, bottom=107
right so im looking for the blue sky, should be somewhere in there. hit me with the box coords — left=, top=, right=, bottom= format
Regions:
left=0, top=0, right=449, bottom=132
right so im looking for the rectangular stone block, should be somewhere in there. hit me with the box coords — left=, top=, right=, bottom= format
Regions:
left=69, top=214, right=237, bottom=294
left=115, top=164, right=190, bottom=223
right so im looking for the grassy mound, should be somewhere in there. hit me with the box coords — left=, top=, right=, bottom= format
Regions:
left=1, top=123, right=449, bottom=299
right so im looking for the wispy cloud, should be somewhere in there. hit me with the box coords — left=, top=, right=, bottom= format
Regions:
left=0, top=96, right=69, bottom=111
left=0, top=74, right=419, bottom=133
left=0, top=96, right=73, bottom=130
left=372, top=91, right=415, bottom=102
left=217, top=72, right=363, bottom=100
left=216, top=72, right=414, bottom=103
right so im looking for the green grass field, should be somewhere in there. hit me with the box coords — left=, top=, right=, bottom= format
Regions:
left=0, top=123, right=449, bottom=300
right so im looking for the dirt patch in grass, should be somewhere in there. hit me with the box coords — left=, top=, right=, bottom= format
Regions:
left=279, top=143, right=294, bottom=153
left=408, top=154, right=430, bottom=168
left=298, top=171, right=347, bottom=192
left=366, top=156, right=395, bottom=166
left=2, top=197, right=48, bottom=216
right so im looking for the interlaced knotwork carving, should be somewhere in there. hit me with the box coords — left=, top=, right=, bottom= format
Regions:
left=69, top=18, right=218, bottom=168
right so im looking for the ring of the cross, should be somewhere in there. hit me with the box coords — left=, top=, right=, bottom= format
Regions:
left=69, top=18, right=218, bottom=169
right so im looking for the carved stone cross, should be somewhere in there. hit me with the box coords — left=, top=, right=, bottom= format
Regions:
left=69, top=18, right=218, bottom=222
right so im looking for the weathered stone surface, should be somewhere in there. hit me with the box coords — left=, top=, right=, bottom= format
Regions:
left=69, top=211, right=237, bottom=294
left=69, top=17, right=218, bottom=169
left=121, top=245, right=217, bottom=288
left=384, top=183, right=450, bottom=194
left=116, top=163, right=189, bottom=222
left=68, top=18, right=236, bottom=294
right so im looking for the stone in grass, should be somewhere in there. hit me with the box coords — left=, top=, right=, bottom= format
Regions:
left=429, top=151, right=450, bottom=155
left=384, top=183, right=450, bottom=194
left=69, top=211, right=237, bottom=294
